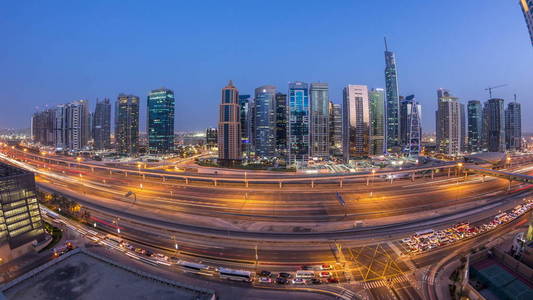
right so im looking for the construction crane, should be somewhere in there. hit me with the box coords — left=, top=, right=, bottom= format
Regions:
left=485, top=84, right=507, bottom=98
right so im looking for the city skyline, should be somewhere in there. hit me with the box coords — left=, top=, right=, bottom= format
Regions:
left=1, top=1, right=532, bottom=133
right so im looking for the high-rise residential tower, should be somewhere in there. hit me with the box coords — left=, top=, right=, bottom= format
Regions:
left=253, top=86, right=276, bottom=158
left=467, top=100, right=483, bottom=152
left=343, top=85, right=370, bottom=161
left=115, top=94, right=140, bottom=154
left=274, top=93, right=288, bottom=158
left=436, top=89, right=463, bottom=156
left=399, top=95, right=422, bottom=157
left=484, top=98, right=506, bottom=152
left=520, top=0, right=533, bottom=46
left=54, top=104, right=67, bottom=149
left=384, top=38, right=400, bottom=153
left=66, top=99, right=90, bottom=151
left=505, top=100, right=521, bottom=151
left=238, top=95, right=251, bottom=157
left=329, top=101, right=342, bottom=157
left=458, top=103, right=466, bottom=151
left=93, top=98, right=111, bottom=150
left=218, top=81, right=241, bottom=165
left=31, top=108, right=55, bottom=147
left=309, top=83, right=330, bottom=159
left=288, top=81, right=310, bottom=165
left=148, top=88, right=175, bottom=153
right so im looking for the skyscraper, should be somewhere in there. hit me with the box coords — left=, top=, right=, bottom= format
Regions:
left=148, top=88, right=175, bottom=153
left=343, top=85, right=370, bottom=161
left=31, top=108, right=55, bottom=147
left=399, top=95, right=422, bottom=157
left=54, top=104, right=67, bottom=149
left=484, top=98, right=506, bottom=152
left=218, top=80, right=241, bottom=165
left=505, top=100, right=521, bottom=151
left=93, top=98, right=111, bottom=150
left=368, top=88, right=385, bottom=156
left=384, top=38, right=400, bottom=153
left=520, top=0, right=533, bottom=46
left=329, top=101, right=342, bottom=157
left=467, top=100, right=483, bottom=152
left=436, top=89, right=463, bottom=156
left=238, top=95, right=251, bottom=157
left=253, top=85, right=276, bottom=158
left=274, top=93, right=288, bottom=158
left=288, top=81, right=310, bottom=165
left=66, top=99, right=90, bottom=151
left=460, top=103, right=466, bottom=151
left=309, top=83, right=330, bottom=159
left=115, top=94, right=140, bottom=154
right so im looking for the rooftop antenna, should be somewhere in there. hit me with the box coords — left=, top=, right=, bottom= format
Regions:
left=384, top=36, right=389, bottom=51
left=514, top=94, right=517, bottom=103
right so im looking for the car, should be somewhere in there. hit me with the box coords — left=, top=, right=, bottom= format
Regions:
left=310, top=278, right=322, bottom=285
left=259, top=270, right=272, bottom=277
left=292, top=278, right=306, bottom=285
left=321, top=264, right=333, bottom=270
left=276, top=277, right=288, bottom=284
left=278, top=272, right=292, bottom=279
left=327, top=277, right=340, bottom=283
left=145, top=250, right=153, bottom=257
left=301, top=265, right=314, bottom=270
left=319, top=271, right=332, bottom=278
left=258, top=277, right=272, bottom=283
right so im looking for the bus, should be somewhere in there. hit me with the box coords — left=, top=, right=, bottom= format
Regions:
left=295, top=270, right=316, bottom=279
left=105, top=234, right=123, bottom=246
left=414, top=229, right=434, bottom=239
left=176, top=261, right=211, bottom=274
left=218, top=267, right=253, bottom=282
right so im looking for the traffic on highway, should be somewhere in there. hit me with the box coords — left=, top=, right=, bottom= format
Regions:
left=401, top=199, right=533, bottom=254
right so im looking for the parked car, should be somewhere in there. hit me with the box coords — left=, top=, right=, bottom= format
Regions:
left=258, top=270, right=272, bottom=277
left=276, top=277, right=288, bottom=284
left=258, top=277, right=272, bottom=283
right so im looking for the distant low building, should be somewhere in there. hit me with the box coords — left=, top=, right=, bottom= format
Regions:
left=205, top=128, right=217, bottom=149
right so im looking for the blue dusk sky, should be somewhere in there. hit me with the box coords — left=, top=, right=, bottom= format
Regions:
left=1, top=0, right=532, bottom=132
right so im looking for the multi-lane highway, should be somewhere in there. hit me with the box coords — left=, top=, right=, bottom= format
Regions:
left=1, top=143, right=533, bottom=299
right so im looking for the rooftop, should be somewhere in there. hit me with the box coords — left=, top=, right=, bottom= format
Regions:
left=1, top=250, right=215, bottom=300
left=0, top=162, right=28, bottom=178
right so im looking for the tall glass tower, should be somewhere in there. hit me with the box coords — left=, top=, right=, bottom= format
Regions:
left=310, top=83, right=330, bottom=159
left=505, top=100, right=521, bottom=151
left=485, top=98, right=506, bottom=152
left=400, top=95, right=422, bottom=157
left=238, top=95, right=251, bottom=157
left=520, top=0, right=533, bottom=46
left=147, top=88, right=175, bottom=153
left=467, top=100, right=483, bottom=152
left=369, top=88, right=385, bottom=156
left=384, top=38, right=400, bottom=153
left=115, top=94, right=140, bottom=154
left=253, top=85, right=276, bottom=158
left=288, top=81, right=310, bottom=165
left=275, top=93, right=288, bottom=158
left=93, top=98, right=111, bottom=150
